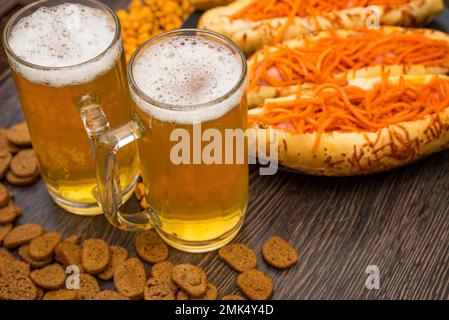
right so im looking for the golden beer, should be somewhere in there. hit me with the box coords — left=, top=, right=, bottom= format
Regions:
left=134, top=98, right=248, bottom=248
left=77, top=29, right=248, bottom=251
left=4, top=1, right=139, bottom=214
left=129, top=31, right=248, bottom=251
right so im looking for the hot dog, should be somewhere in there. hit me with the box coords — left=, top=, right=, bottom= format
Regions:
left=199, top=0, right=444, bottom=55
left=248, top=74, right=449, bottom=175
left=247, top=26, right=449, bottom=108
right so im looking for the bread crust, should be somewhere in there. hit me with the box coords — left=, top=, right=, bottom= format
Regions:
left=198, top=0, right=444, bottom=55
left=190, top=0, right=235, bottom=10
left=248, top=75, right=449, bottom=175
left=247, top=26, right=449, bottom=108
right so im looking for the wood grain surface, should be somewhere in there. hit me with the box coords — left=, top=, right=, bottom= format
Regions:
left=0, top=0, right=448, bottom=300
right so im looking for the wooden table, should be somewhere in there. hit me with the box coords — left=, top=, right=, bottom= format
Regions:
left=1, top=1, right=448, bottom=300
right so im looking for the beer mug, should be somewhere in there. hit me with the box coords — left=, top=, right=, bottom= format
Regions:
left=79, top=29, right=248, bottom=252
left=3, top=0, right=139, bottom=215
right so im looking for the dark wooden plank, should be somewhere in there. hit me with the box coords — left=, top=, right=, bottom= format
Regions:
left=0, top=1, right=23, bottom=82
left=0, top=0, right=448, bottom=300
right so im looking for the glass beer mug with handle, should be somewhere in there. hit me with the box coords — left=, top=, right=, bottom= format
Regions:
left=78, top=29, right=249, bottom=252
left=3, top=0, right=139, bottom=215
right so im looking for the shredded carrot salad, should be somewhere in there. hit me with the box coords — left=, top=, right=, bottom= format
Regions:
left=248, top=77, right=449, bottom=150
left=231, top=0, right=410, bottom=21
left=250, top=29, right=449, bottom=89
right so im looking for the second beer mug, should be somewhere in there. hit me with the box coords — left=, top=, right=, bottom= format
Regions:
left=79, top=29, right=248, bottom=252
left=3, top=0, right=139, bottom=215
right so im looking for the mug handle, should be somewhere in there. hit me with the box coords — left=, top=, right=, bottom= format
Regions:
left=77, top=96, right=161, bottom=231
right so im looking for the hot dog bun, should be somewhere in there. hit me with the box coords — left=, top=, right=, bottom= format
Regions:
left=248, top=74, right=449, bottom=175
left=247, top=26, right=449, bottom=108
left=199, top=0, right=444, bottom=55
left=190, top=0, right=234, bottom=10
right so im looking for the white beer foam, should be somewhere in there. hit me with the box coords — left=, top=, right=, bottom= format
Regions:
left=8, top=3, right=119, bottom=87
left=131, top=35, right=244, bottom=124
